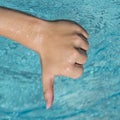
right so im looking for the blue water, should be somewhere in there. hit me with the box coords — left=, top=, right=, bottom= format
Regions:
left=0, top=0, right=120, bottom=120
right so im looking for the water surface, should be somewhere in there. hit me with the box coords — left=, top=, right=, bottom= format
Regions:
left=0, top=0, right=120, bottom=120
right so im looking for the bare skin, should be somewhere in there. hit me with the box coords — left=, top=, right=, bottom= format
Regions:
left=0, top=7, right=89, bottom=109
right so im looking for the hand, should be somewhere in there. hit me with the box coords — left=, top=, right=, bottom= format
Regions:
left=35, top=20, right=89, bottom=109
left=0, top=8, right=88, bottom=109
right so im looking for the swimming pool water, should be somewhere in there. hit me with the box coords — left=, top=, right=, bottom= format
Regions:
left=0, top=0, right=120, bottom=120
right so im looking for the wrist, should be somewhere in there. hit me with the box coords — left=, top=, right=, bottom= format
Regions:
left=28, top=18, right=48, bottom=53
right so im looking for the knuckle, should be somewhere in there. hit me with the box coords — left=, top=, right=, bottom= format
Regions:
left=44, top=90, right=52, bottom=99
left=43, top=90, right=48, bottom=97
left=44, top=91, right=47, bottom=99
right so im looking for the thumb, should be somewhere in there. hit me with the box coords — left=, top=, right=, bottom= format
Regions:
left=42, top=71, right=54, bottom=109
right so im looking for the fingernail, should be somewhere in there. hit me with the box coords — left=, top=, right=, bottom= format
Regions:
left=46, top=99, right=52, bottom=109
left=45, top=93, right=53, bottom=109
left=46, top=103, right=51, bottom=109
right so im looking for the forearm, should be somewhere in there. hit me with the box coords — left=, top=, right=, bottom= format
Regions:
left=0, top=7, right=44, bottom=52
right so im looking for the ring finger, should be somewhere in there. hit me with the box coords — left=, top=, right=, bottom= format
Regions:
left=74, top=47, right=87, bottom=64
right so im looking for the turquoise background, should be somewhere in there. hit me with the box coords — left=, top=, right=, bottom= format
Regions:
left=0, top=0, right=120, bottom=120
